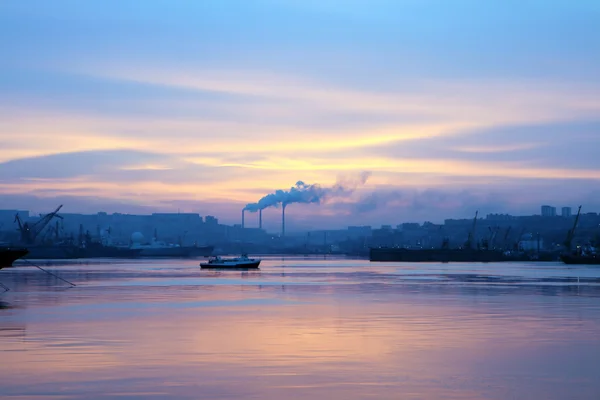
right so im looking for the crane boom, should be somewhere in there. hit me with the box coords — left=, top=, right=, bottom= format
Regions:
left=465, top=211, right=478, bottom=249
left=15, top=204, right=63, bottom=244
left=503, top=226, right=512, bottom=250
left=564, top=205, right=582, bottom=251
left=489, top=226, right=500, bottom=249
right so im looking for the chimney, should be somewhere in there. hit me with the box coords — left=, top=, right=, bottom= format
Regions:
left=282, top=204, right=286, bottom=237
left=242, top=209, right=245, bottom=229
left=259, top=209, right=262, bottom=230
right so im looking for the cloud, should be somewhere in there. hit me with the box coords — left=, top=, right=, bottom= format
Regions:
left=69, top=64, right=600, bottom=127
left=1, top=0, right=600, bottom=229
left=344, top=119, right=600, bottom=171
left=340, top=182, right=600, bottom=225
left=451, top=143, right=543, bottom=154
left=351, top=189, right=508, bottom=216
left=0, top=150, right=171, bottom=180
left=2, top=178, right=600, bottom=230
left=2, top=138, right=600, bottom=222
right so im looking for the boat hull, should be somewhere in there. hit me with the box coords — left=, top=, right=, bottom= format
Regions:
left=560, top=254, right=600, bottom=265
left=200, top=260, right=261, bottom=269
left=137, top=247, right=194, bottom=258
left=187, top=246, right=215, bottom=257
left=80, top=245, right=143, bottom=258
left=19, top=244, right=142, bottom=260
left=0, top=248, right=29, bottom=269
left=370, top=247, right=513, bottom=262
left=23, top=245, right=82, bottom=260
left=132, top=245, right=214, bottom=258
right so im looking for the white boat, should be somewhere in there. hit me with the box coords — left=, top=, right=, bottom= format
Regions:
left=200, top=254, right=261, bottom=269
left=128, top=232, right=193, bottom=258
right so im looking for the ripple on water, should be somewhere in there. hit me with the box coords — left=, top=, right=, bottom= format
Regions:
left=1, top=258, right=600, bottom=399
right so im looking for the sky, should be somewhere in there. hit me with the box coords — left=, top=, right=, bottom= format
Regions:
left=1, top=0, right=599, bottom=231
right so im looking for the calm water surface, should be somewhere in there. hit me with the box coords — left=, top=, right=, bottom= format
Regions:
left=1, top=257, right=599, bottom=399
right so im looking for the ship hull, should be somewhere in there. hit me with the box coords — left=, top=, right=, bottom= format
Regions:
left=560, top=254, right=600, bottom=265
left=80, top=246, right=142, bottom=258
left=0, top=248, right=29, bottom=269
left=135, top=246, right=214, bottom=258
left=15, top=244, right=142, bottom=260
left=200, top=260, right=260, bottom=269
left=137, top=247, right=194, bottom=258
left=187, top=246, right=215, bottom=257
left=23, top=245, right=82, bottom=260
left=370, top=247, right=512, bottom=263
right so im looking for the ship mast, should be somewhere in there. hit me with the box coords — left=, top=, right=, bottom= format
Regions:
left=564, top=205, right=582, bottom=252
left=465, top=211, right=478, bottom=249
left=503, top=226, right=512, bottom=250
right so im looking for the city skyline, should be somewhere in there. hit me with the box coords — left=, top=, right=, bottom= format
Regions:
left=1, top=1, right=600, bottom=229
left=0, top=202, right=591, bottom=235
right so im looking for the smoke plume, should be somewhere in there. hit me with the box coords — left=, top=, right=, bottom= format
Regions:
left=244, top=171, right=371, bottom=212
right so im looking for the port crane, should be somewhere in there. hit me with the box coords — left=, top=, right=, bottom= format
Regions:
left=40, top=220, right=63, bottom=243
left=465, top=211, right=478, bottom=249
left=439, top=225, right=450, bottom=249
left=485, top=226, right=501, bottom=250
left=564, top=205, right=582, bottom=252
left=502, top=226, right=512, bottom=250
left=14, top=205, right=64, bottom=245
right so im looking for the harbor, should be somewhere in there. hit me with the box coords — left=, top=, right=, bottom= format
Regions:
left=2, top=204, right=599, bottom=263
left=1, top=257, right=600, bottom=399
left=2, top=0, right=599, bottom=398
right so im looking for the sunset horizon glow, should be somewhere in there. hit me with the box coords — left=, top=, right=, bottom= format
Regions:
left=1, top=0, right=599, bottom=230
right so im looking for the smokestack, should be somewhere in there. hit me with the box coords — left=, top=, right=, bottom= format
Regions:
left=242, top=209, right=245, bottom=229
left=282, top=204, right=286, bottom=237
left=259, top=209, right=262, bottom=230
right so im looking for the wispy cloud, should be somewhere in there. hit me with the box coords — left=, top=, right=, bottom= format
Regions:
left=70, top=64, right=600, bottom=125
left=452, top=143, right=544, bottom=153
left=1, top=1, right=600, bottom=225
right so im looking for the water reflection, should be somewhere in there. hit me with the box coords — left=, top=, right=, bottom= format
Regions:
left=0, top=300, right=15, bottom=310
left=1, top=258, right=599, bottom=399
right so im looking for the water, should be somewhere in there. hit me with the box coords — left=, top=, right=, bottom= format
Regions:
left=1, top=257, right=599, bottom=399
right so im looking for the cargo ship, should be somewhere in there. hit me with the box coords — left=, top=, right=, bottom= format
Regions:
left=23, top=244, right=81, bottom=259
left=368, top=210, right=561, bottom=263
left=18, top=243, right=142, bottom=259
left=369, top=247, right=512, bottom=262
left=560, top=252, right=600, bottom=265
left=187, top=245, right=215, bottom=258
left=0, top=247, right=29, bottom=269
left=79, top=241, right=143, bottom=258
left=128, top=232, right=214, bottom=258
left=370, top=211, right=518, bottom=263
left=559, top=206, right=600, bottom=265
left=11, top=206, right=211, bottom=260
left=13, top=207, right=141, bottom=260
left=134, top=245, right=214, bottom=258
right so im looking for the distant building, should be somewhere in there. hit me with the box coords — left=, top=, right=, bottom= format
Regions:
left=541, top=205, right=556, bottom=217
left=399, top=222, right=420, bottom=231
left=347, top=226, right=372, bottom=238
left=444, top=218, right=472, bottom=227
left=205, top=216, right=218, bottom=225
left=486, top=213, right=516, bottom=221
left=519, top=233, right=543, bottom=251
left=561, top=207, right=572, bottom=217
